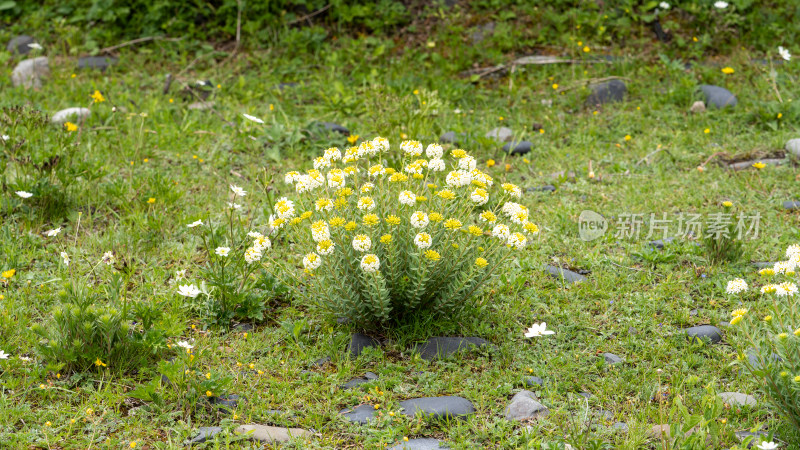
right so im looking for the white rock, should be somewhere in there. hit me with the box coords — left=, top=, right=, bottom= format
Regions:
left=234, top=424, right=310, bottom=443
left=785, top=138, right=800, bottom=158
left=505, top=390, right=549, bottom=420
left=690, top=101, right=706, bottom=113
left=485, top=126, right=514, bottom=142
left=11, top=57, right=49, bottom=89
left=718, top=392, right=756, bottom=407
left=51, top=108, right=91, bottom=124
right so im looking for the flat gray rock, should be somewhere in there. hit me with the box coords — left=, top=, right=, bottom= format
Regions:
left=485, top=127, right=513, bottom=142
left=51, top=107, right=91, bottom=124
left=440, top=131, right=460, bottom=144
left=544, top=265, right=586, bottom=283
left=342, top=372, right=378, bottom=390
left=747, top=347, right=783, bottom=369
left=78, top=56, right=118, bottom=71
left=728, top=159, right=785, bottom=171
left=527, top=185, right=556, bottom=193
left=586, top=80, right=626, bottom=105
left=234, top=424, right=309, bottom=443
left=11, top=57, right=49, bottom=89
left=505, top=390, right=549, bottom=420
left=649, top=237, right=675, bottom=249
left=399, top=396, right=475, bottom=420
left=785, top=138, right=800, bottom=158
left=187, top=426, right=223, bottom=444
left=7, top=35, right=37, bottom=55
left=523, top=376, right=544, bottom=387
left=613, top=422, right=629, bottom=432
left=502, top=140, right=532, bottom=155
left=321, top=121, right=350, bottom=136
left=415, top=336, right=494, bottom=360
left=784, top=201, right=800, bottom=210
left=718, top=392, right=756, bottom=407
left=349, top=332, right=379, bottom=357
left=389, top=438, right=449, bottom=449
left=752, top=262, right=776, bottom=269
left=685, top=325, right=722, bottom=344
left=601, top=353, right=623, bottom=365
left=340, top=404, right=377, bottom=424
left=700, top=84, right=737, bottom=108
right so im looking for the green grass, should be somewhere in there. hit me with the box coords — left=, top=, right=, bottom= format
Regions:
left=0, top=26, right=799, bottom=449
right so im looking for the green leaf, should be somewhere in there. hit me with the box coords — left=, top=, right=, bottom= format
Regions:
left=0, top=1, right=17, bottom=11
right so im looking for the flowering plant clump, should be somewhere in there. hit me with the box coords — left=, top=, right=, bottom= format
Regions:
left=270, top=137, right=539, bottom=326
left=729, top=244, right=800, bottom=430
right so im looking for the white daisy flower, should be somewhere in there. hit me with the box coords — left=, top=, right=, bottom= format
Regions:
left=230, top=185, right=246, bottom=197
left=303, top=252, right=322, bottom=271
left=778, top=46, right=792, bottom=62
left=60, top=251, right=70, bottom=266
left=714, top=1, right=728, bottom=8
left=176, top=269, right=187, bottom=280
left=215, top=247, right=230, bottom=257
left=0, top=350, right=9, bottom=359
left=414, top=232, right=432, bottom=249
left=659, top=2, right=669, bottom=9
left=410, top=211, right=429, bottom=228
left=45, top=227, right=61, bottom=237
left=16, top=191, right=33, bottom=198
left=227, top=202, right=241, bottom=210
left=2, top=135, right=10, bottom=141
left=360, top=254, right=380, bottom=273
left=187, top=219, right=204, bottom=228
left=524, top=323, right=555, bottom=338
left=242, top=113, right=265, bottom=124
left=177, top=284, right=201, bottom=298
left=176, top=340, right=194, bottom=350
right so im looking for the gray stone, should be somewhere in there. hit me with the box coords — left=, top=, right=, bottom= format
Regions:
left=485, top=127, right=513, bottom=142
left=11, top=57, right=49, bottom=89
left=586, top=80, right=626, bottom=106
left=613, top=422, right=629, bottom=432
left=321, top=121, right=350, bottom=136
left=734, top=430, right=770, bottom=448
left=78, top=56, right=118, bottom=71
left=718, top=392, right=756, bottom=407
left=505, top=390, right=549, bottom=420
left=752, top=262, right=777, bottom=269
left=7, top=35, right=37, bottom=55
left=746, top=347, right=783, bottom=369
left=700, top=84, right=737, bottom=108
left=544, top=265, right=586, bottom=284
left=578, top=392, right=592, bottom=399
left=527, top=185, right=556, bottom=193
left=187, top=426, right=223, bottom=444
left=342, top=372, right=379, bottom=390
left=340, top=404, right=377, bottom=424
left=690, top=309, right=699, bottom=317
left=440, top=131, right=459, bottom=144
left=785, top=138, right=800, bottom=158
left=51, top=108, right=91, bottom=124
left=690, top=101, right=706, bottom=113
left=470, top=22, right=496, bottom=44
left=389, top=438, right=449, bottom=449
left=523, top=376, right=544, bottom=387
left=649, top=237, right=675, bottom=249
left=784, top=201, right=800, bottom=211
left=601, top=353, right=623, bottom=365
left=209, top=394, right=243, bottom=414
left=415, top=337, right=494, bottom=360
left=349, top=333, right=379, bottom=357
left=728, top=159, right=785, bottom=171
left=502, top=140, right=532, bottom=156
left=311, top=356, right=331, bottom=367
left=399, top=396, right=475, bottom=420
left=685, top=325, right=722, bottom=344
left=234, top=424, right=309, bottom=443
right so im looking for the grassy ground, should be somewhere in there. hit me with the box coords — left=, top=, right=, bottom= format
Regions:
left=1, top=28, right=799, bottom=449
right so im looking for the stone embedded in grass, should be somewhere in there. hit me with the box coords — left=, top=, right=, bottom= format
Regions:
left=601, top=353, right=623, bottom=365
left=578, top=392, right=592, bottom=399
left=485, top=127, right=513, bottom=142
left=505, top=390, right=549, bottom=420
left=685, top=325, right=722, bottom=344
left=649, top=237, right=675, bottom=249
left=523, top=376, right=544, bottom=387
left=613, top=422, right=629, bottom=432
left=7, top=35, right=38, bottom=55
left=276, top=82, right=299, bottom=90
left=399, top=396, right=475, bottom=420
left=502, top=140, right=532, bottom=156
left=78, top=56, right=118, bottom=71
left=784, top=201, right=800, bottom=211
left=746, top=347, right=783, bottom=369
left=321, top=121, right=350, bottom=136
left=440, top=131, right=460, bottom=144
left=51, top=107, right=91, bottom=125
left=311, top=356, right=331, bottom=367
left=718, top=392, right=757, bottom=407
left=585, top=80, right=626, bottom=106
left=234, top=424, right=310, bottom=443
left=233, top=322, right=253, bottom=332
left=188, top=101, right=214, bottom=111
left=690, top=101, right=706, bottom=113
left=341, top=372, right=379, bottom=390
left=209, top=394, right=243, bottom=414
left=389, top=437, right=450, bottom=449
left=470, top=22, right=496, bottom=44
left=544, top=265, right=586, bottom=284
left=728, top=159, right=785, bottom=171
left=339, top=404, right=378, bottom=424
left=785, top=138, right=800, bottom=158
left=526, top=185, right=556, bottom=193
left=187, top=426, right=223, bottom=444
left=11, top=57, right=49, bottom=89
left=414, top=336, right=495, bottom=360
left=349, top=332, right=380, bottom=357
left=700, top=84, right=737, bottom=108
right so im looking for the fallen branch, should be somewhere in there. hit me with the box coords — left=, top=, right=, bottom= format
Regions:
left=99, top=36, right=182, bottom=54
left=288, top=4, right=331, bottom=25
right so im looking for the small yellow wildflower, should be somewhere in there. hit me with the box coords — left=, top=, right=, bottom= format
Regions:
left=416, top=195, right=427, bottom=202
left=380, top=234, right=392, bottom=244
left=759, top=268, right=774, bottom=276
left=91, top=90, right=105, bottom=103
left=71, top=73, right=76, bottom=78
left=693, top=36, right=698, bottom=42
left=429, top=212, right=443, bottom=222
left=206, top=390, right=213, bottom=397
left=147, top=198, right=155, bottom=204
left=752, top=162, right=766, bottom=169
left=329, top=217, right=346, bottom=227
left=64, top=122, right=78, bottom=132
left=779, top=333, right=788, bottom=340
left=704, top=128, right=710, bottom=134
left=487, top=159, right=495, bottom=167
left=722, top=201, right=733, bottom=207
left=552, top=83, right=559, bottom=90
left=721, top=67, right=735, bottom=74
left=436, top=190, right=455, bottom=200
left=731, top=308, right=747, bottom=317
left=764, top=315, right=773, bottom=322
left=45, top=421, right=51, bottom=427
left=386, top=215, right=401, bottom=225
left=94, top=358, right=107, bottom=367
left=795, top=376, right=800, bottom=383
left=424, top=250, right=441, bottom=261
left=347, top=135, right=359, bottom=144
left=505, top=163, right=511, bottom=172
left=778, top=113, right=783, bottom=119
left=583, top=46, right=590, bottom=53
left=539, top=129, right=545, bottom=134
left=624, top=135, right=631, bottom=141
left=444, top=218, right=462, bottom=230
left=468, top=225, right=483, bottom=236
left=169, top=98, right=174, bottom=103
left=362, top=214, right=380, bottom=227
left=344, top=221, right=357, bottom=231
left=730, top=315, right=743, bottom=326
left=475, top=257, right=488, bottom=268
left=1, top=269, right=15, bottom=279
left=130, top=442, right=137, bottom=448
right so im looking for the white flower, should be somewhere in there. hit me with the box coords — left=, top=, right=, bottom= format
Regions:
left=358, top=140, right=378, bottom=157
left=242, top=113, right=265, bottom=124
left=27, top=43, right=43, bottom=50
left=507, top=232, right=527, bottom=250
left=176, top=340, right=194, bottom=350
left=357, top=196, right=376, bottom=211
left=372, top=137, right=390, bottom=152
left=18, top=356, right=31, bottom=362
left=368, top=164, right=386, bottom=177
left=176, top=269, right=187, bottom=280
left=303, top=252, right=322, bottom=271
left=491, top=224, right=511, bottom=241
left=360, top=183, right=375, bottom=193
left=352, top=234, right=372, bottom=252
left=313, top=156, right=331, bottom=170
left=659, top=1, right=669, bottom=9
left=458, top=155, right=476, bottom=172
left=470, top=188, right=489, bottom=205
left=230, top=185, right=246, bottom=197
left=414, top=232, right=432, bottom=249
left=425, top=143, right=443, bottom=159
left=273, top=197, right=295, bottom=219
left=326, top=170, right=345, bottom=189
left=400, top=140, right=423, bottom=156
left=60, top=251, right=70, bottom=266
left=316, top=239, right=335, bottom=255
left=323, top=147, right=342, bottom=161
left=0, top=350, right=8, bottom=359
left=410, top=211, right=429, bottom=228
left=524, top=323, right=555, bottom=338
left=227, top=202, right=241, bottom=210
left=215, top=247, right=230, bottom=257
left=786, top=244, right=800, bottom=259
left=253, top=236, right=271, bottom=251
left=398, top=190, right=416, bottom=206
left=360, top=254, right=380, bottom=273
left=101, top=251, right=115, bottom=265
left=778, top=282, right=798, bottom=297
left=247, top=231, right=264, bottom=239
left=310, top=221, right=330, bottom=242
left=177, top=284, right=201, bottom=298
left=778, top=46, right=792, bottom=62
left=2, top=135, right=9, bottom=141
left=187, top=219, right=203, bottom=228
left=774, top=260, right=797, bottom=274
left=757, top=442, right=779, bottom=450
left=726, top=278, right=748, bottom=294
left=284, top=171, right=301, bottom=185
left=244, top=247, right=262, bottom=264
left=445, top=170, right=472, bottom=188
left=428, top=158, right=445, bottom=172
left=502, top=183, right=522, bottom=198
left=45, top=227, right=61, bottom=237
left=714, top=1, right=728, bottom=8
left=502, top=201, right=529, bottom=224
left=15, top=191, right=33, bottom=198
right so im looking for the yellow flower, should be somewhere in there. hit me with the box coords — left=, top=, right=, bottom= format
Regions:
left=505, top=163, right=511, bottom=172
left=468, top=225, right=483, bottom=236
left=386, top=215, right=401, bottom=225
left=752, top=162, right=766, bottom=169
left=486, top=159, right=495, bottom=167
left=64, top=122, right=78, bottom=132
left=147, top=198, right=155, bottom=204
left=91, top=90, right=105, bottom=103
left=413, top=89, right=419, bottom=95
left=539, top=129, right=545, bottom=134
left=722, top=201, right=733, bottom=207
left=94, top=358, right=107, bottom=367
left=499, top=116, right=504, bottom=121
left=269, top=104, right=274, bottom=111
left=71, top=73, right=76, bottom=78
left=334, top=197, right=348, bottom=209
left=582, top=46, right=590, bottom=53
left=336, top=187, right=354, bottom=197
left=169, top=98, right=174, bottom=103
left=730, top=315, right=743, bottom=326
left=779, top=332, right=788, bottom=340
left=424, top=250, right=441, bottom=261
left=290, top=217, right=302, bottom=225
left=1, top=269, right=15, bottom=279
left=436, top=190, right=455, bottom=200
left=552, top=83, right=559, bottom=90
left=704, top=128, right=710, bottom=134
left=451, top=149, right=467, bottom=158
left=731, top=308, right=747, bottom=317
left=429, top=212, right=443, bottom=222
left=427, top=183, right=437, bottom=189
left=130, top=442, right=137, bottom=448
left=444, top=218, right=462, bottom=230
left=719, top=418, right=727, bottom=424
left=362, top=214, right=380, bottom=227
left=624, top=135, right=631, bottom=141
left=380, top=234, right=392, bottom=244
left=524, top=222, right=539, bottom=234
left=475, top=257, right=488, bottom=268
left=385, top=167, right=396, bottom=175
left=778, top=113, right=783, bottom=119
left=206, top=390, right=214, bottom=397
left=416, top=195, right=427, bottom=202
left=389, top=173, right=408, bottom=183
left=344, top=221, right=357, bottom=231
left=693, top=36, right=698, bottom=42
left=347, top=135, right=359, bottom=144
left=86, top=408, right=94, bottom=416
left=764, top=315, right=772, bottom=322
left=759, top=268, right=774, bottom=276
left=721, top=67, right=735, bottom=74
